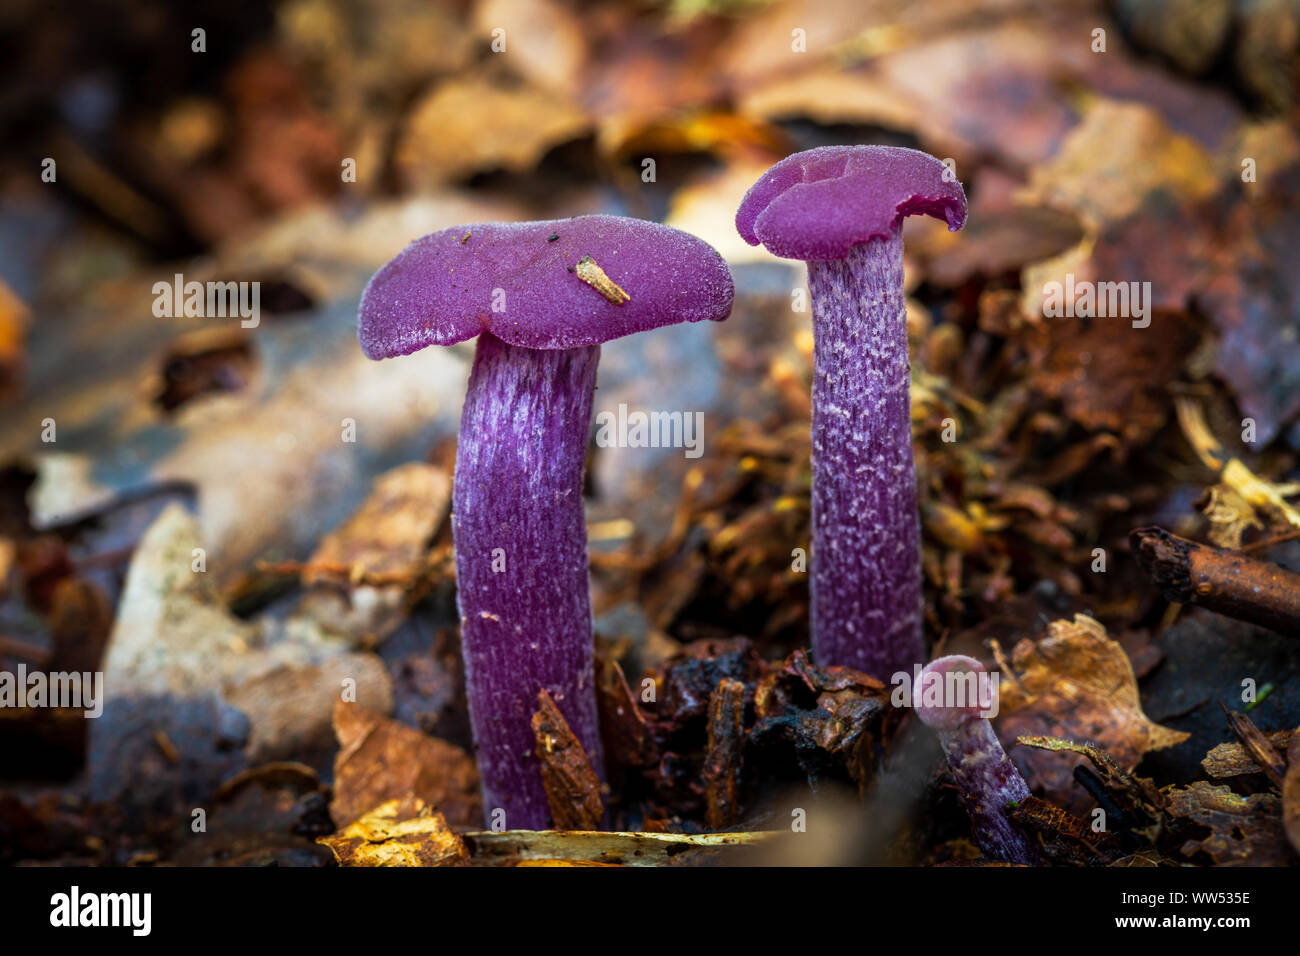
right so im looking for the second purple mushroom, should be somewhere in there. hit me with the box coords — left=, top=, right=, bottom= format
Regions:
left=914, top=655, right=1038, bottom=864
left=359, top=215, right=734, bottom=828
left=737, top=146, right=967, bottom=680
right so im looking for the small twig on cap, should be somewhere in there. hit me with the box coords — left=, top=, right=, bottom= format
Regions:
left=574, top=255, right=630, bottom=304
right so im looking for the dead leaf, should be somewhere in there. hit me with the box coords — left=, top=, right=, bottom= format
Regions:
left=737, top=66, right=917, bottom=132
left=1025, top=312, right=1193, bottom=447
left=1203, top=729, right=1295, bottom=778
left=291, top=463, right=451, bottom=644
left=304, top=463, right=449, bottom=583
left=515, top=858, right=622, bottom=867
left=921, top=201, right=1085, bottom=288
left=999, top=615, right=1189, bottom=812
left=1007, top=794, right=1126, bottom=866
left=395, top=75, right=590, bottom=188
left=472, top=0, right=586, bottom=96
left=319, top=797, right=468, bottom=867
left=330, top=700, right=480, bottom=829
left=1164, top=782, right=1292, bottom=866
left=223, top=654, right=392, bottom=764
left=1017, top=736, right=1168, bottom=845
left=1198, top=166, right=1300, bottom=445
left=1018, top=99, right=1217, bottom=231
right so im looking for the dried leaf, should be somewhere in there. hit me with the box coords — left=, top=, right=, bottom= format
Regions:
left=319, top=797, right=468, bottom=867
left=304, top=463, right=449, bottom=584
left=999, top=615, right=1189, bottom=812
left=1025, top=312, right=1192, bottom=447
left=1017, top=736, right=1167, bottom=844
left=471, top=0, right=586, bottom=96
left=1018, top=99, right=1217, bottom=231
left=291, top=463, right=451, bottom=644
left=330, top=701, right=480, bottom=829
left=1164, top=782, right=1291, bottom=866
left=1007, top=795, right=1126, bottom=866
left=395, top=76, right=590, bottom=188
left=1203, top=730, right=1295, bottom=778
left=1198, top=167, right=1300, bottom=444
left=223, top=655, right=392, bottom=764
left=515, top=858, right=622, bottom=867
left=867, top=21, right=1081, bottom=167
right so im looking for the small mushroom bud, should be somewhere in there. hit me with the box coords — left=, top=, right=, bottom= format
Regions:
left=913, top=655, right=1039, bottom=864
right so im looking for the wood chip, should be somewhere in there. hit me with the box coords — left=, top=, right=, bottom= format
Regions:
left=703, top=677, right=745, bottom=830
left=1220, top=705, right=1286, bottom=788
left=1203, top=729, right=1295, bottom=778
left=532, top=689, right=603, bottom=830
left=464, top=829, right=778, bottom=866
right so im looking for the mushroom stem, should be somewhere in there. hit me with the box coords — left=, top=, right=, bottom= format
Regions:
left=930, top=709, right=1037, bottom=864
left=454, top=332, right=606, bottom=829
left=805, top=231, right=923, bottom=679
left=914, top=656, right=1039, bottom=864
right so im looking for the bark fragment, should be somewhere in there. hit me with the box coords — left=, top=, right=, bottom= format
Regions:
left=703, top=677, right=745, bottom=830
left=532, top=689, right=604, bottom=830
left=1220, top=704, right=1287, bottom=788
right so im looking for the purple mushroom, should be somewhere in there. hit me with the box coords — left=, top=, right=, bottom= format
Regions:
left=913, top=655, right=1038, bottom=864
left=737, top=146, right=967, bottom=679
left=359, top=215, right=733, bottom=829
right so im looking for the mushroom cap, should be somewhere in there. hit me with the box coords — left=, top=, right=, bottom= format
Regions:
left=359, top=215, right=734, bottom=359
left=736, top=145, right=967, bottom=261
left=913, top=655, right=992, bottom=733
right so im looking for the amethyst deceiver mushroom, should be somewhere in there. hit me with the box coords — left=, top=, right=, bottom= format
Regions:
left=359, top=215, right=734, bottom=829
left=914, top=655, right=1038, bottom=864
left=737, top=146, right=967, bottom=679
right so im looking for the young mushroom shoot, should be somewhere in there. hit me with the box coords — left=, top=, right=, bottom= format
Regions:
left=736, top=146, right=967, bottom=680
left=359, top=216, right=734, bottom=829
left=913, top=655, right=1039, bottom=864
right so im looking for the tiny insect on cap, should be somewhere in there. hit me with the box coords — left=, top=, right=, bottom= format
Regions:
left=359, top=215, right=735, bottom=359
left=736, top=145, right=968, bottom=261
